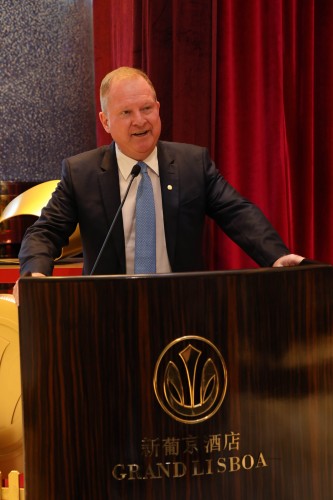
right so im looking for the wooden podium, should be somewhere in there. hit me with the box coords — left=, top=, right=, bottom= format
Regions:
left=18, top=265, right=333, bottom=499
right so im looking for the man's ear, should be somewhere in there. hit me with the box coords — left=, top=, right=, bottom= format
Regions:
left=99, top=111, right=110, bottom=133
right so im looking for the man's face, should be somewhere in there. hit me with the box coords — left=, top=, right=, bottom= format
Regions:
left=99, top=76, right=161, bottom=161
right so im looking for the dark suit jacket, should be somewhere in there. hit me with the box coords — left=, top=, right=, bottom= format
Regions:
left=19, top=141, right=290, bottom=275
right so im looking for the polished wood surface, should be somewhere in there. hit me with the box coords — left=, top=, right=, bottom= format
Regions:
left=18, top=265, right=333, bottom=499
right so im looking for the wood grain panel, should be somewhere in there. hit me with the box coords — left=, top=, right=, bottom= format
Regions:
left=18, top=265, right=333, bottom=499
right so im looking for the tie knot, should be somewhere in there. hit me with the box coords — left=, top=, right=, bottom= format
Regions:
left=138, top=161, right=148, bottom=174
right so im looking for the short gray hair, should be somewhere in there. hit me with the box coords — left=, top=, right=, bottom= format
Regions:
left=100, top=66, right=157, bottom=112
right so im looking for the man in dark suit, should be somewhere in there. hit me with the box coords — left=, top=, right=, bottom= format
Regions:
left=18, top=66, right=304, bottom=280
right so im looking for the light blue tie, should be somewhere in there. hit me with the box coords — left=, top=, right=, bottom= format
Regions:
left=134, top=161, right=156, bottom=274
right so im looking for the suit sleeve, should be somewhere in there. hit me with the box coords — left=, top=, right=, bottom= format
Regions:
left=203, top=149, right=290, bottom=266
left=18, top=160, right=78, bottom=275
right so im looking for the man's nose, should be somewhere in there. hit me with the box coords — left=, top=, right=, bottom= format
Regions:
left=132, top=110, right=146, bottom=125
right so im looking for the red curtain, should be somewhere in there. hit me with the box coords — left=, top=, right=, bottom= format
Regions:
left=93, top=0, right=333, bottom=269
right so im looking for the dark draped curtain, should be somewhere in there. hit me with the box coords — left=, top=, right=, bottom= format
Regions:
left=93, top=0, right=333, bottom=269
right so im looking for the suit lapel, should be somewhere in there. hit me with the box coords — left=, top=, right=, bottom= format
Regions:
left=97, top=144, right=126, bottom=272
left=158, top=142, right=179, bottom=268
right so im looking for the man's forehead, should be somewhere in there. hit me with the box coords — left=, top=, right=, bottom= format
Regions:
left=109, top=89, right=156, bottom=110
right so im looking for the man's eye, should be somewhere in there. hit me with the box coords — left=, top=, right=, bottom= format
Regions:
left=121, top=110, right=130, bottom=116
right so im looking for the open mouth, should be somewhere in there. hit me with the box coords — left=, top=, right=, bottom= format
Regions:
left=132, top=131, right=149, bottom=137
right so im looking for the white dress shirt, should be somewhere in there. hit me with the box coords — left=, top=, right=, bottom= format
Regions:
left=115, top=145, right=171, bottom=274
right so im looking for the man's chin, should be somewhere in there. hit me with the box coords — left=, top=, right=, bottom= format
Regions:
left=128, top=142, right=157, bottom=160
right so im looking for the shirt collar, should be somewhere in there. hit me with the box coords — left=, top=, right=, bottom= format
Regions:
left=115, top=144, right=159, bottom=181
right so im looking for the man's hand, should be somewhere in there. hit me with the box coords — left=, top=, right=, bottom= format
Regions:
left=272, top=254, right=305, bottom=267
left=13, top=273, right=46, bottom=306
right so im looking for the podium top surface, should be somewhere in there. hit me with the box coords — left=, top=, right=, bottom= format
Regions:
left=17, top=263, right=332, bottom=282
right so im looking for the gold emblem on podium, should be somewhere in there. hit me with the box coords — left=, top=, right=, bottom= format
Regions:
left=153, top=336, right=227, bottom=424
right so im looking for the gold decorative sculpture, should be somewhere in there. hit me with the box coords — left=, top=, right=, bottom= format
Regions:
left=0, top=181, right=82, bottom=260
left=0, top=294, right=23, bottom=478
